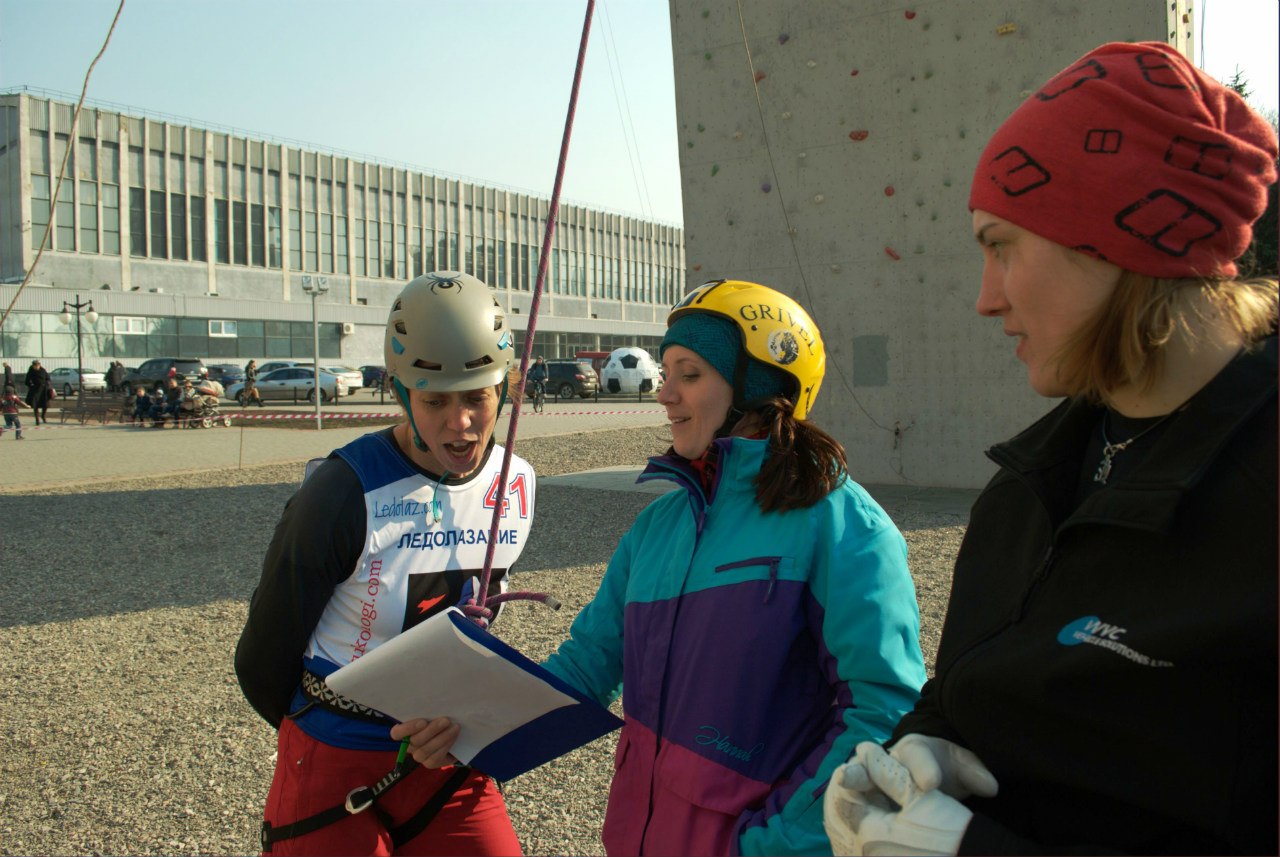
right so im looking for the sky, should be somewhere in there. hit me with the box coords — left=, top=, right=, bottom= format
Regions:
left=0, top=0, right=1276, bottom=228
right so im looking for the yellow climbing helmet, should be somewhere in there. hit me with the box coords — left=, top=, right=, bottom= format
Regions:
left=668, top=279, right=826, bottom=420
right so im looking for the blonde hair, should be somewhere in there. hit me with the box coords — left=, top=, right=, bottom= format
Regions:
left=1055, top=268, right=1278, bottom=403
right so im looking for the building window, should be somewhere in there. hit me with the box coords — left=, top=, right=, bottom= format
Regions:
left=114, top=316, right=147, bottom=334
left=305, top=211, right=317, bottom=271
left=233, top=200, right=248, bottom=265
left=214, top=199, right=230, bottom=263
left=102, top=184, right=120, bottom=255
left=31, top=174, right=51, bottom=250
left=251, top=204, right=265, bottom=267
left=79, top=181, right=98, bottom=253
left=289, top=209, right=302, bottom=269
left=209, top=320, right=238, bottom=336
left=170, top=193, right=187, bottom=260
left=190, top=196, right=206, bottom=261
left=129, top=187, right=146, bottom=257
left=268, top=207, right=282, bottom=268
left=320, top=214, right=333, bottom=274
left=335, top=216, right=348, bottom=274
left=55, top=180, right=75, bottom=251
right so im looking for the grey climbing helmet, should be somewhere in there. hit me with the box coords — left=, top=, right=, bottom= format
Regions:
left=384, top=271, right=514, bottom=394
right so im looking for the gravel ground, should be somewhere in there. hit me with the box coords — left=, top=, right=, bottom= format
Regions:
left=0, top=425, right=963, bottom=856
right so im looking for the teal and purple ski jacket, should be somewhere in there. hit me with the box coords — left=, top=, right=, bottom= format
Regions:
left=543, top=436, right=925, bottom=856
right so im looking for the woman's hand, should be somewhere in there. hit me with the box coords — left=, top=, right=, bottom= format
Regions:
left=389, top=716, right=461, bottom=768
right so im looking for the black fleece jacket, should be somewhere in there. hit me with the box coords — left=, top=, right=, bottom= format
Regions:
left=893, top=337, right=1278, bottom=855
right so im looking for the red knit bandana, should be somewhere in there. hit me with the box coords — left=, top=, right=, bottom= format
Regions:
left=970, top=42, right=1278, bottom=278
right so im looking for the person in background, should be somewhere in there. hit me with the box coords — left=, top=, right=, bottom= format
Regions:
left=1, top=384, right=30, bottom=439
left=399, top=278, right=927, bottom=856
left=130, top=386, right=150, bottom=424
left=23, top=360, right=51, bottom=425
left=236, top=272, right=535, bottom=856
left=527, top=355, right=549, bottom=400
left=243, top=359, right=264, bottom=407
left=3, top=361, right=14, bottom=393
left=824, top=41, right=1278, bottom=856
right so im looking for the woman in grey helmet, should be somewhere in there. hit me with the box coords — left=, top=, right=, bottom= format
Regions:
left=236, top=272, right=534, bottom=855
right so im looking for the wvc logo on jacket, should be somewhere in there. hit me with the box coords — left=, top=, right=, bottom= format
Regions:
left=1057, top=615, right=1174, bottom=668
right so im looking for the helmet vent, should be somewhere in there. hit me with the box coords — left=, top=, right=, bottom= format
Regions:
left=412, top=359, right=443, bottom=372
left=465, top=356, right=494, bottom=370
left=392, top=298, right=402, bottom=312
left=493, top=317, right=504, bottom=331
left=394, top=321, right=407, bottom=335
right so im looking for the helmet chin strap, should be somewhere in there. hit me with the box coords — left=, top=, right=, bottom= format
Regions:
left=392, top=377, right=432, bottom=452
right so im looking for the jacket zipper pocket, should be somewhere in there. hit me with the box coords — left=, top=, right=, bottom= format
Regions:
left=715, top=556, right=782, bottom=603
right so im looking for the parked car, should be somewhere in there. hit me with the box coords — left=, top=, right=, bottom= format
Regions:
left=256, top=360, right=306, bottom=376
left=122, top=358, right=206, bottom=390
left=526, top=360, right=599, bottom=399
left=225, top=366, right=347, bottom=404
left=205, top=363, right=246, bottom=389
left=48, top=367, right=107, bottom=396
left=359, top=365, right=387, bottom=388
left=319, top=365, right=363, bottom=393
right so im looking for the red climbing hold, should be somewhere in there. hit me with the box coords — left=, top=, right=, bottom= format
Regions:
left=850, top=69, right=859, bottom=76
left=884, top=185, right=895, bottom=196
left=849, top=130, right=869, bottom=141
left=884, top=246, right=901, bottom=261
left=905, top=10, right=916, bottom=19
left=754, top=70, right=767, bottom=83
left=693, top=264, right=702, bottom=272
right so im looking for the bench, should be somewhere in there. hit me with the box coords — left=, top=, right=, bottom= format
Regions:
left=57, top=405, right=112, bottom=425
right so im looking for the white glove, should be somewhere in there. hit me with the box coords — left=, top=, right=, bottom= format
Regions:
left=889, top=734, right=998, bottom=799
left=823, top=743, right=976, bottom=856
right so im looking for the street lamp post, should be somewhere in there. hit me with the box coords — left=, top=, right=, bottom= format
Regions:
left=300, top=276, right=330, bottom=430
left=58, top=295, right=98, bottom=404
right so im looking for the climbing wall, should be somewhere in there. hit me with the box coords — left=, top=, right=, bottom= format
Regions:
left=669, top=1, right=1191, bottom=488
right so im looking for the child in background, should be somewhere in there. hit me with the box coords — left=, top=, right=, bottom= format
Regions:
left=1, top=384, right=30, bottom=439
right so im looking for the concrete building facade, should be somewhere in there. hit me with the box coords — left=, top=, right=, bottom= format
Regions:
left=0, top=91, right=684, bottom=373
left=669, top=0, right=1194, bottom=487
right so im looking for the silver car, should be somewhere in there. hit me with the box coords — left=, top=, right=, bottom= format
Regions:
left=48, top=367, right=107, bottom=396
left=225, top=366, right=348, bottom=404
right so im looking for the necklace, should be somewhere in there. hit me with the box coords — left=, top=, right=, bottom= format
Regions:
left=1093, top=410, right=1176, bottom=484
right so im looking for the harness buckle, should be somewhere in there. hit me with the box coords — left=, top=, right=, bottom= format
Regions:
left=344, top=786, right=375, bottom=815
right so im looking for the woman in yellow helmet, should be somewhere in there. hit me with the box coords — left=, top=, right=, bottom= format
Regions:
left=401, top=278, right=927, bottom=856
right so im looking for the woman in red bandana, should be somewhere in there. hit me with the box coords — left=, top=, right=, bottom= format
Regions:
left=825, top=42, right=1278, bottom=856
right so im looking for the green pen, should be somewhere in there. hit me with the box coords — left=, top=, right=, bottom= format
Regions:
left=395, top=738, right=410, bottom=772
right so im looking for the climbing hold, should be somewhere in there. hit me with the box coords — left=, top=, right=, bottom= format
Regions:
left=830, top=264, right=842, bottom=273
left=958, top=128, right=966, bottom=139
left=806, top=59, right=817, bottom=68
left=798, top=151, right=807, bottom=159
left=778, top=33, right=790, bottom=44
left=761, top=183, right=772, bottom=193
left=943, top=179, right=952, bottom=187
left=687, top=141, right=694, bottom=148
left=701, top=9, right=709, bottom=18
left=733, top=130, right=744, bottom=140
left=693, top=263, right=702, bottom=271
left=848, top=130, right=869, bottom=141
left=754, top=70, right=767, bottom=83
left=850, top=69, right=859, bottom=76
left=904, top=10, right=916, bottom=19
left=884, top=246, right=901, bottom=261
left=728, top=219, right=735, bottom=226
left=813, top=194, right=824, bottom=204
left=697, top=123, right=705, bottom=132
left=884, top=185, right=895, bottom=197
left=996, top=22, right=1016, bottom=35
left=711, top=164, right=719, bottom=176
left=705, top=52, right=712, bottom=60
left=782, top=111, right=792, bottom=120
left=915, top=245, right=925, bottom=254
left=911, top=152, right=921, bottom=161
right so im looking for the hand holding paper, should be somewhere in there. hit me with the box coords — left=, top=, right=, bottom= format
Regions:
left=390, top=717, right=461, bottom=768
left=327, top=608, right=622, bottom=781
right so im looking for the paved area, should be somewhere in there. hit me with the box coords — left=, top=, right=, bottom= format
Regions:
left=2, top=395, right=978, bottom=518
left=0, top=397, right=671, bottom=491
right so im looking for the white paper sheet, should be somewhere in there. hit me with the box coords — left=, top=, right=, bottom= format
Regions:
left=325, top=608, right=578, bottom=763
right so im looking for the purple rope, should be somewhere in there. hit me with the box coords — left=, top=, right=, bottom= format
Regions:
left=465, top=0, right=596, bottom=628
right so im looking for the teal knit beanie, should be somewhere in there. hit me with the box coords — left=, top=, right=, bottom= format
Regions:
left=660, top=313, right=790, bottom=404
